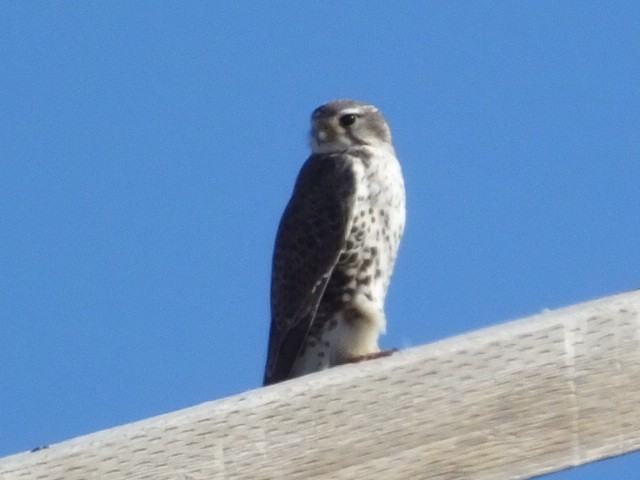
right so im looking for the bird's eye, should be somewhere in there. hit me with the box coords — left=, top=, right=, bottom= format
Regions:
left=339, top=114, right=357, bottom=127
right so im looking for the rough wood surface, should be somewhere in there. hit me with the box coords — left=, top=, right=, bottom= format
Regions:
left=2, top=291, right=639, bottom=479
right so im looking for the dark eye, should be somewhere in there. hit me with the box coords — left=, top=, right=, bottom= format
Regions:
left=339, top=114, right=357, bottom=127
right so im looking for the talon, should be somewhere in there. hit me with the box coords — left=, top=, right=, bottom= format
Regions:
left=345, top=348, right=398, bottom=364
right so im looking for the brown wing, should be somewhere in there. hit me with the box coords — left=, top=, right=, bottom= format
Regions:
left=263, top=153, right=356, bottom=385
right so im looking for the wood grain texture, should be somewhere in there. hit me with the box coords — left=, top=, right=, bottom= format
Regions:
left=2, top=290, right=639, bottom=479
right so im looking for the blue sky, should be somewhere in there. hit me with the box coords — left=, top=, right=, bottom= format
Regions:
left=1, top=2, right=639, bottom=477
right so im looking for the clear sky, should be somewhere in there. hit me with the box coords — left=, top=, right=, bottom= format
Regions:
left=1, top=2, right=639, bottom=477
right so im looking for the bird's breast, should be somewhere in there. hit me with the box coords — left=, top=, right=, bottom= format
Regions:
left=331, top=148, right=406, bottom=307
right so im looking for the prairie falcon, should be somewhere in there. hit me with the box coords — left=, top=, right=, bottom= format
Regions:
left=263, top=100, right=405, bottom=386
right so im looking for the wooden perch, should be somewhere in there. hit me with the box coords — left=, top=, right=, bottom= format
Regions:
left=2, top=290, right=639, bottom=479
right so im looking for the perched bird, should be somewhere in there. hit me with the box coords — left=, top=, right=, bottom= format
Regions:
left=263, top=100, right=406, bottom=386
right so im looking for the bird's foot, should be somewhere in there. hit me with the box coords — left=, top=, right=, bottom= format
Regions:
left=345, top=348, right=398, bottom=364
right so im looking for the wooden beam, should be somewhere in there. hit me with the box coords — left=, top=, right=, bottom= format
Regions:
left=2, top=290, right=639, bottom=479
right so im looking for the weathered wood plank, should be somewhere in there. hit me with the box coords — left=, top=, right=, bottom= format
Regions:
left=2, top=291, right=639, bottom=479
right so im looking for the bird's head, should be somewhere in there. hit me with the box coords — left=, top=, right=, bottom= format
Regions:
left=310, top=100, right=392, bottom=154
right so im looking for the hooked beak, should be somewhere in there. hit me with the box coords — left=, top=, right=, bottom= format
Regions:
left=313, top=119, right=338, bottom=143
